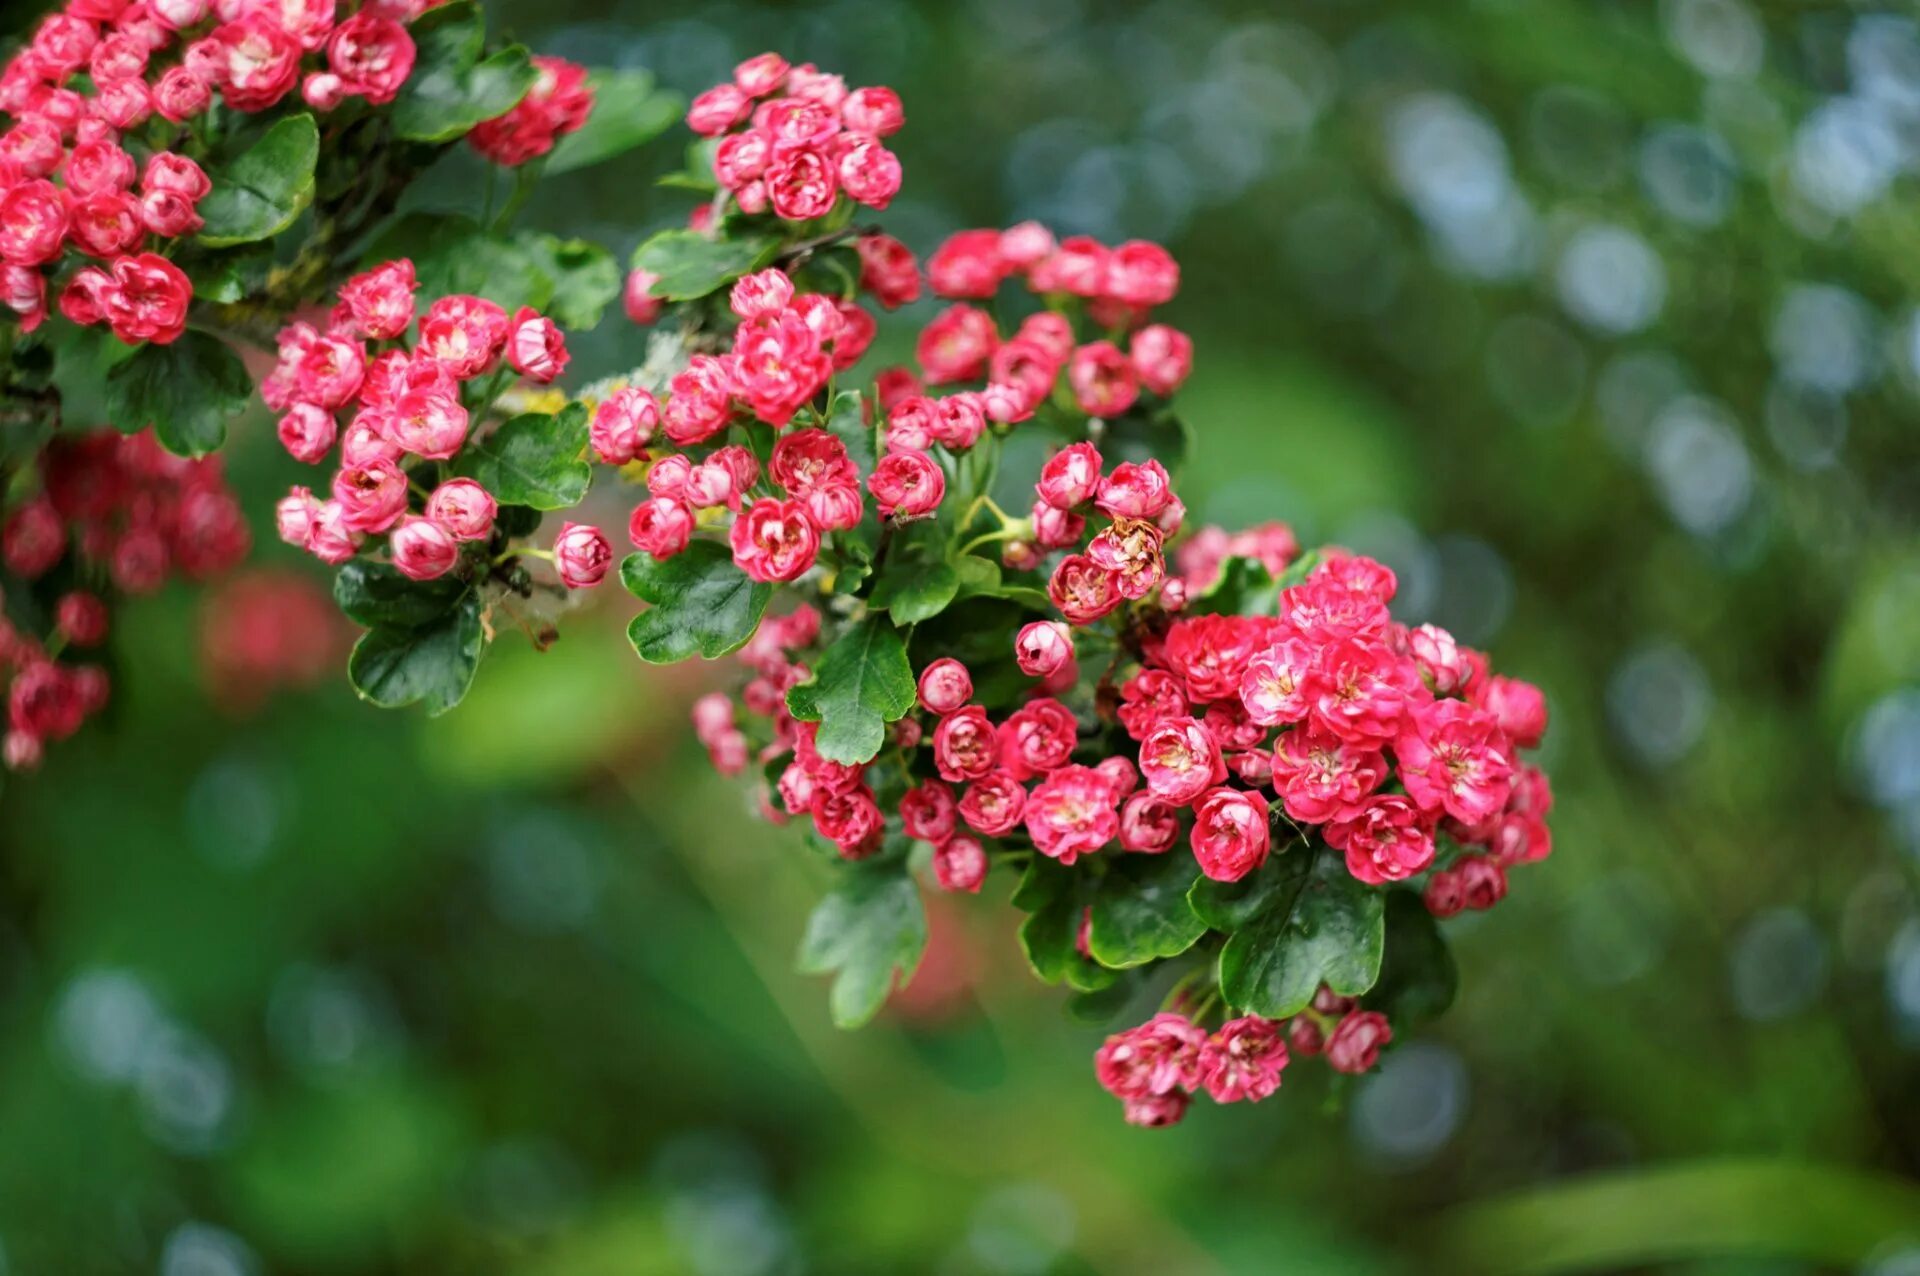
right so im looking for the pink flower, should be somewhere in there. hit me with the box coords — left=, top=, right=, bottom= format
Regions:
left=470, top=57, right=594, bottom=165
left=1047, top=554, right=1121, bottom=625
left=1095, top=1012, right=1204, bottom=1100
left=1122, top=1093, right=1189, bottom=1128
left=590, top=387, right=660, bottom=465
left=1068, top=341, right=1140, bottom=418
left=1118, top=669, right=1188, bottom=741
left=1118, top=792, right=1179, bottom=853
left=553, top=521, right=612, bottom=588
left=626, top=496, right=693, bottom=559
left=68, top=141, right=137, bottom=198
left=274, top=487, right=318, bottom=547
left=306, top=499, right=362, bottom=564
left=277, top=403, right=336, bottom=464
left=152, top=66, right=211, bottom=121
left=765, top=148, right=837, bottom=219
left=810, top=785, right=882, bottom=858
left=663, top=354, right=734, bottom=444
left=1325, top=794, right=1435, bottom=885
left=731, top=311, right=832, bottom=426
left=1014, top=621, right=1073, bottom=678
left=850, top=237, right=919, bottom=314
left=1424, top=867, right=1465, bottom=919
left=386, top=388, right=468, bottom=460
left=915, top=304, right=998, bottom=384
left=729, top=497, right=819, bottom=582
left=69, top=192, right=145, bottom=260
left=1271, top=724, right=1387, bottom=825
left=338, top=258, right=416, bottom=341
left=507, top=307, right=568, bottom=383
left=1471, top=673, right=1548, bottom=749
left=959, top=770, right=1027, bottom=836
left=425, top=478, right=495, bottom=542
left=926, top=228, right=1009, bottom=300
left=1000, top=221, right=1056, bottom=269
left=868, top=450, right=946, bottom=520
left=1162, top=613, right=1261, bottom=704
left=713, top=129, right=770, bottom=188
left=326, top=13, right=414, bottom=105
left=0, top=180, right=70, bottom=266
left=1282, top=573, right=1391, bottom=642
left=932, top=704, right=998, bottom=782
left=900, top=780, right=957, bottom=843
left=332, top=458, right=408, bottom=533
left=1032, top=235, right=1110, bottom=296
left=390, top=515, right=458, bottom=581
left=1131, top=324, right=1192, bottom=395
left=769, top=429, right=857, bottom=498
left=1094, top=459, right=1172, bottom=519
left=1000, top=697, right=1077, bottom=777
left=734, top=52, right=789, bottom=97
left=1396, top=698, right=1515, bottom=826
left=1190, top=787, right=1271, bottom=882
left=884, top=395, right=939, bottom=453
left=842, top=85, right=903, bottom=136
left=1086, top=518, right=1165, bottom=600
left=1326, top=1010, right=1391, bottom=1074
left=138, top=189, right=202, bottom=238
left=933, top=836, right=987, bottom=893
left=419, top=295, right=509, bottom=378
left=1239, top=636, right=1315, bottom=726
left=1036, top=441, right=1102, bottom=510
left=1105, top=239, right=1180, bottom=307
left=1025, top=764, right=1118, bottom=863
left=729, top=268, right=795, bottom=320
left=624, top=268, right=664, bottom=325
left=208, top=16, right=302, bottom=112
left=917, top=657, right=972, bottom=715
left=1408, top=623, right=1468, bottom=694
left=836, top=136, right=901, bottom=208
left=1198, top=1017, right=1288, bottom=1103
left=1307, top=637, right=1415, bottom=745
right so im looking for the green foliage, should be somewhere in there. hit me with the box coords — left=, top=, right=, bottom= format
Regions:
left=1190, top=556, right=1279, bottom=617
left=347, top=595, right=485, bottom=716
left=517, top=234, right=622, bottom=330
left=364, top=214, right=552, bottom=313
left=196, top=115, right=319, bottom=247
left=1086, top=853, right=1207, bottom=968
left=795, top=863, right=927, bottom=1028
left=622, top=541, right=772, bottom=664
left=390, top=0, right=536, bottom=143
left=1013, top=857, right=1119, bottom=993
left=333, top=562, right=471, bottom=631
left=630, top=229, right=783, bottom=301
left=785, top=614, right=916, bottom=764
left=545, top=69, right=684, bottom=175
left=1365, top=890, right=1458, bottom=1025
left=1197, top=849, right=1385, bottom=1018
left=103, top=332, right=252, bottom=457
left=455, top=403, right=590, bottom=509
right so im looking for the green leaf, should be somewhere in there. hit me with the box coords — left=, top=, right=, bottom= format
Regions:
left=825, top=389, right=875, bottom=474
left=785, top=615, right=916, bottom=765
left=1087, top=853, right=1207, bottom=968
left=544, top=69, right=683, bottom=175
left=104, top=332, right=251, bottom=457
left=796, top=864, right=927, bottom=1029
left=1013, top=858, right=1118, bottom=993
left=1102, top=404, right=1193, bottom=476
left=365, top=214, right=554, bottom=314
left=622, top=541, right=772, bottom=664
left=455, top=403, right=590, bottom=509
left=870, top=559, right=958, bottom=625
left=1216, top=848, right=1384, bottom=1018
left=391, top=1, right=536, bottom=143
left=1364, top=890, right=1458, bottom=1026
left=347, top=596, right=485, bottom=716
left=630, top=229, right=782, bottom=301
left=1189, top=850, right=1307, bottom=932
left=1191, top=555, right=1278, bottom=618
left=333, top=562, right=470, bottom=631
left=188, top=246, right=272, bottom=303
left=516, top=234, right=620, bottom=331
left=195, top=114, right=319, bottom=247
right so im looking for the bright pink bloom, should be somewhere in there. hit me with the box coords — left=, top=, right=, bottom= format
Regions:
left=1000, top=697, right=1077, bottom=777
left=1130, top=324, right=1192, bottom=395
left=1068, top=341, right=1140, bottom=418
left=1190, top=787, right=1271, bottom=882
left=899, top=780, right=957, bottom=843
left=1094, top=1012, right=1204, bottom=1100
left=926, top=229, right=1009, bottom=299
left=1198, top=1017, right=1288, bottom=1103
left=810, top=785, right=882, bottom=858
left=915, top=304, right=997, bottom=384
left=553, top=521, right=612, bottom=588
left=1471, top=674, right=1548, bottom=748
left=1118, top=792, right=1179, bottom=853
left=419, top=295, right=509, bottom=378
left=959, top=770, right=1027, bottom=836
left=765, top=148, right=837, bottom=219
left=842, top=85, right=903, bottom=136
left=1325, top=794, right=1435, bottom=885
left=506, top=306, right=568, bottom=383
left=1014, top=621, right=1073, bottom=678
left=386, top=388, right=468, bottom=460
left=152, top=65, right=212, bottom=121
left=337, top=258, right=416, bottom=340
left=624, top=268, right=664, bottom=325
left=729, top=498, right=819, bottom=583
left=208, top=16, right=301, bottom=112
left=332, top=458, right=408, bottom=533
left=856, top=232, right=920, bottom=308
left=918, top=658, right=972, bottom=715
left=1138, top=717, right=1224, bottom=807
left=626, top=496, right=693, bottom=559
left=770, top=428, right=857, bottom=495
left=1396, top=698, right=1515, bottom=825
left=590, top=387, right=660, bottom=465
left=470, top=56, right=593, bottom=166
left=390, top=515, right=458, bottom=581
left=868, top=450, right=945, bottom=520
left=1036, top=441, right=1102, bottom=510
left=1239, top=635, right=1315, bottom=726
left=0, top=180, right=69, bottom=266
left=1119, top=669, right=1189, bottom=740
left=1032, top=235, right=1109, bottom=296
left=933, top=835, right=987, bottom=893
left=932, top=704, right=999, bottom=783
left=999, top=221, right=1056, bottom=269
left=425, top=478, right=495, bottom=542
left=1094, top=459, right=1173, bottom=519
left=836, top=136, right=900, bottom=208
left=274, top=487, right=319, bottom=548
left=734, top=52, right=789, bottom=97
left=326, top=13, right=414, bottom=104
left=1272, top=725, right=1386, bottom=825
left=663, top=354, right=734, bottom=444
left=277, top=403, right=336, bottom=464
left=1105, top=239, right=1180, bottom=307
left=1047, top=554, right=1122, bottom=625
left=1162, top=614, right=1261, bottom=705
left=729, top=268, right=794, bottom=320
left=1307, top=637, right=1415, bottom=745
left=1024, top=764, right=1119, bottom=863
left=1326, top=1010, right=1391, bottom=1074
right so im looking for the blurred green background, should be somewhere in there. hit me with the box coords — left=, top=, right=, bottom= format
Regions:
left=7, top=0, right=1920, bottom=1272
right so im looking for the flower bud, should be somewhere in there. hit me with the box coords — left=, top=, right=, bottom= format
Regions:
left=553, top=521, right=612, bottom=588
left=424, top=478, right=497, bottom=542
left=1014, top=620, right=1073, bottom=678
left=933, top=835, right=987, bottom=893
left=390, top=515, right=459, bottom=581
left=916, top=658, right=971, bottom=715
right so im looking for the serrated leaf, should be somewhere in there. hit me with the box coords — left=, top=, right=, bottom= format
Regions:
left=785, top=614, right=915, bottom=765
left=1087, top=853, right=1207, bottom=968
left=622, top=541, right=771, bottom=664
left=391, top=2, right=536, bottom=142
left=196, top=114, right=318, bottom=247
left=630, top=229, right=781, bottom=301
left=796, top=864, right=926, bottom=1029
left=1013, top=858, right=1119, bottom=993
left=455, top=403, right=590, bottom=509
left=1189, top=850, right=1308, bottom=932
left=347, top=596, right=485, bottom=716
left=1216, top=848, right=1385, bottom=1019
left=870, top=559, right=958, bottom=624
left=1364, top=890, right=1458, bottom=1026
left=516, top=233, right=620, bottom=330
left=544, top=69, right=683, bottom=175
left=333, top=561, right=470, bottom=630
left=104, top=331, right=251, bottom=457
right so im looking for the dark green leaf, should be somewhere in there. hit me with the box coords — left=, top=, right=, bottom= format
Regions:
left=455, top=403, right=590, bottom=509
left=516, top=234, right=620, bottom=330
left=785, top=614, right=915, bottom=765
left=622, top=541, right=771, bottom=664
left=1189, top=850, right=1308, bottom=932
left=1102, top=405, right=1192, bottom=476
left=544, top=69, right=683, bottom=175
left=1066, top=976, right=1142, bottom=1025
left=630, top=229, right=781, bottom=301
left=104, top=332, right=251, bottom=457
left=1191, top=555, right=1278, bottom=618
left=365, top=214, right=554, bottom=314
left=1364, top=890, right=1458, bottom=1025
left=188, top=247, right=272, bottom=303
left=196, top=114, right=319, bottom=247
left=795, top=863, right=926, bottom=1029
left=1087, top=853, right=1207, bottom=968
left=347, top=596, right=485, bottom=716
left=1013, top=858, right=1118, bottom=993
left=391, top=2, right=536, bottom=142
left=1216, top=848, right=1385, bottom=1018
left=333, top=561, right=470, bottom=630
left=825, top=389, right=875, bottom=474
left=870, top=559, right=959, bottom=625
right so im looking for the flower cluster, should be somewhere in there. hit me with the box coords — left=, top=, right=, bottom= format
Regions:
left=1, top=428, right=247, bottom=769
left=687, top=52, right=902, bottom=219
left=1095, top=992, right=1391, bottom=1127
left=267, top=257, right=614, bottom=586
